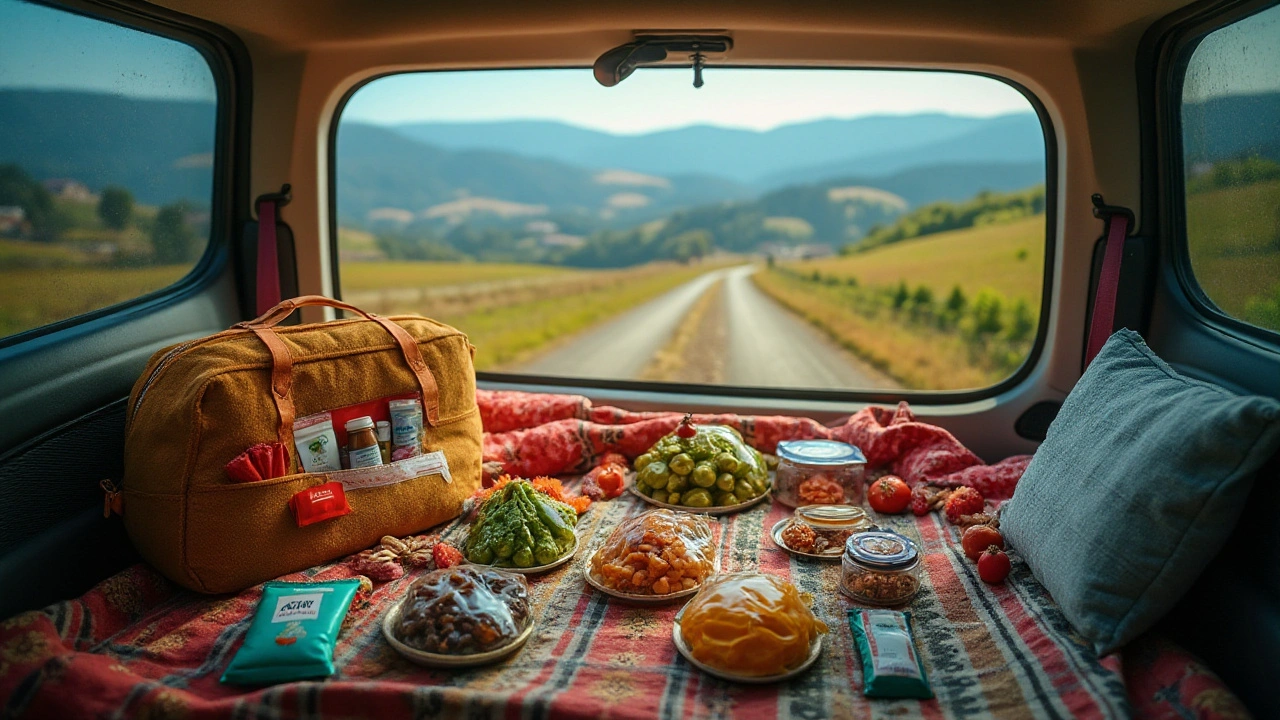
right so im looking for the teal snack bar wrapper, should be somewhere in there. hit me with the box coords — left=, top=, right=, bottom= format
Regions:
left=848, top=608, right=933, bottom=699
left=221, top=579, right=361, bottom=685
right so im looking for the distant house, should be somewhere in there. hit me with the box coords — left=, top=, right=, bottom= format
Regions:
left=42, top=178, right=95, bottom=202
left=0, top=206, right=27, bottom=237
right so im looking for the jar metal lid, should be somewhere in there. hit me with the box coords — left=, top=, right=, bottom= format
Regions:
left=776, top=440, right=866, bottom=466
left=345, top=415, right=375, bottom=432
left=844, top=530, right=919, bottom=570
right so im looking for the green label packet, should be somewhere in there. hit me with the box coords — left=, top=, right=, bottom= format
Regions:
left=221, top=579, right=361, bottom=685
left=848, top=608, right=934, bottom=699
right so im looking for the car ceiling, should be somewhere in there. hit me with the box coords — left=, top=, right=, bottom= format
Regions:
left=153, top=0, right=1195, bottom=51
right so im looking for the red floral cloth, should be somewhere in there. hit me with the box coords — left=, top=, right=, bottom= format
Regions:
left=1122, top=633, right=1252, bottom=719
left=479, top=392, right=1030, bottom=500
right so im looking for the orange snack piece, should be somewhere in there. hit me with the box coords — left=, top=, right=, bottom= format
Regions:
left=589, top=509, right=716, bottom=596
left=679, top=573, right=828, bottom=677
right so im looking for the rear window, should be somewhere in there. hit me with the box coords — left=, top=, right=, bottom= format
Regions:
left=0, top=0, right=218, bottom=341
left=1180, top=3, right=1280, bottom=336
left=334, top=68, right=1048, bottom=394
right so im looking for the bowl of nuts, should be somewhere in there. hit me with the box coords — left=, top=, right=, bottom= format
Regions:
left=772, top=505, right=873, bottom=559
left=382, top=565, right=534, bottom=667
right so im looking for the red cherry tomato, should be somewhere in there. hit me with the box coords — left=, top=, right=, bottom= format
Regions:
left=962, top=524, right=1004, bottom=560
left=978, top=546, right=1011, bottom=584
left=866, top=476, right=911, bottom=514
left=675, top=413, right=697, bottom=438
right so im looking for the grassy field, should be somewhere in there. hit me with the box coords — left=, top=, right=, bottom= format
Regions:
left=1185, top=180, right=1280, bottom=330
left=0, top=264, right=189, bottom=337
left=341, top=260, right=575, bottom=293
left=786, top=214, right=1045, bottom=309
left=341, top=259, right=733, bottom=370
left=756, top=215, right=1046, bottom=390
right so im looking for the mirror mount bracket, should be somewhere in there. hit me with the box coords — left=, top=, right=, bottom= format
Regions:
left=593, top=35, right=733, bottom=88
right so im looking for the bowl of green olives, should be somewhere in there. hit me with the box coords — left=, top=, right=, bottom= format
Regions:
left=630, top=417, right=772, bottom=515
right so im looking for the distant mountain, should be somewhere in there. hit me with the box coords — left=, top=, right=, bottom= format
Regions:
left=0, top=90, right=215, bottom=206
left=391, top=114, right=1013, bottom=185
left=1182, top=92, right=1280, bottom=166
left=818, top=161, right=1046, bottom=207
left=336, top=123, right=754, bottom=225
left=763, top=113, right=1046, bottom=187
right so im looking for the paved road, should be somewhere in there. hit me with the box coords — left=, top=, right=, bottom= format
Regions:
left=512, top=267, right=733, bottom=380
left=511, top=264, right=895, bottom=389
left=721, top=265, right=894, bottom=389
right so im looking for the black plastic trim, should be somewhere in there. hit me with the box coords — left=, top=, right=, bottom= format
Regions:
left=0, top=0, right=252, bottom=351
left=1145, top=0, right=1280, bottom=353
left=327, top=66, right=1058, bottom=406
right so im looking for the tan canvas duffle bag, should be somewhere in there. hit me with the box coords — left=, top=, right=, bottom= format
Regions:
left=121, top=295, right=482, bottom=593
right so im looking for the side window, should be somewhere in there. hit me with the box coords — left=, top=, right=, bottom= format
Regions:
left=1180, top=3, right=1280, bottom=335
left=0, top=0, right=218, bottom=341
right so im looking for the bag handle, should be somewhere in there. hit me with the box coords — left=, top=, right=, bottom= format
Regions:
left=234, top=295, right=442, bottom=455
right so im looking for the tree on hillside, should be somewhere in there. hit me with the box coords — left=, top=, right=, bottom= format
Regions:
left=0, top=164, right=56, bottom=239
left=662, top=229, right=712, bottom=264
left=98, top=186, right=134, bottom=230
left=152, top=202, right=196, bottom=264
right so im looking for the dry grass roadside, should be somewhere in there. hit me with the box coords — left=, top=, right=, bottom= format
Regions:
left=752, top=269, right=998, bottom=389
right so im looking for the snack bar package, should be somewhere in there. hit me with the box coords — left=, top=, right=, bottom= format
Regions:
left=848, top=608, right=933, bottom=699
left=221, top=579, right=361, bottom=685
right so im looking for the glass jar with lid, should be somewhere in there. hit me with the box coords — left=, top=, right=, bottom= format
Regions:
left=840, top=530, right=922, bottom=606
left=774, top=439, right=866, bottom=508
left=777, top=504, right=873, bottom=556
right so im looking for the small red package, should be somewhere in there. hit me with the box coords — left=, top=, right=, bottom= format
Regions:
left=289, top=482, right=351, bottom=527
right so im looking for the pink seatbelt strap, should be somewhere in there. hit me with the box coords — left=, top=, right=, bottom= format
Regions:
left=1084, top=193, right=1134, bottom=367
left=254, top=184, right=291, bottom=316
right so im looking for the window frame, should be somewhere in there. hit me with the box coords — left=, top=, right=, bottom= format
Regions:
left=1156, top=0, right=1280, bottom=348
left=0, top=0, right=248, bottom=350
left=328, top=66, right=1058, bottom=406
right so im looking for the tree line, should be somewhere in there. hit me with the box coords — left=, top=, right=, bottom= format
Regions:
left=848, top=185, right=1046, bottom=254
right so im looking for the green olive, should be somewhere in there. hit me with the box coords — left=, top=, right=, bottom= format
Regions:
left=715, top=453, right=739, bottom=474
left=716, top=473, right=737, bottom=492
left=666, top=491, right=682, bottom=505
left=638, top=461, right=670, bottom=489
left=637, top=482, right=654, bottom=497
left=666, top=475, right=689, bottom=494
left=692, top=463, right=717, bottom=488
left=669, top=453, right=694, bottom=476
left=715, top=492, right=740, bottom=507
left=734, top=479, right=756, bottom=500
left=634, top=453, right=655, bottom=471
left=683, top=488, right=713, bottom=508
left=651, top=489, right=670, bottom=504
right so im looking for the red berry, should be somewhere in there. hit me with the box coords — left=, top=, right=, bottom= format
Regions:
left=909, top=486, right=932, bottom=516
left=944, top=486, right=984, bottom=524
left=432, top=542, right=464, bottom=569
left=977, top=545, right=1011, bottom=584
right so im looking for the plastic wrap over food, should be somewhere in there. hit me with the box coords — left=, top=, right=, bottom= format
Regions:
left=679, top=572, right=828, bottom=677
left=634, top=424, right=771, bottom=509
left=392, top=566, right=531, bottom=655
left=589, top=509, right=716, bottom=596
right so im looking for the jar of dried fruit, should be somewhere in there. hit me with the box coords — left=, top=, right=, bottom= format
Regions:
left=774, top=440, right=866, bottom=508
left=840, top=530, right=922, bottom=606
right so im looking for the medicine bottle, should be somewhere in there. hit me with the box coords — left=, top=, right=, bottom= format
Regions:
left=345, top=416, right=384, bottom=469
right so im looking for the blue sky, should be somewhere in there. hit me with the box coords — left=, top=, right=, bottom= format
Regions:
left=343, top=69, right=1035, bottom=135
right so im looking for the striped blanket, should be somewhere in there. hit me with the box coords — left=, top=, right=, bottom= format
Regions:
left=0, top=396, right=1247, bottom=719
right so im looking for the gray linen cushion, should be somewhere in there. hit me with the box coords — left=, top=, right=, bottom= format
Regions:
left=1001, top=329, right=1280, bottom=655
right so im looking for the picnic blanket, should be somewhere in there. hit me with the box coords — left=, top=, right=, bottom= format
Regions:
left=0, top=394, right=1248, bottom=719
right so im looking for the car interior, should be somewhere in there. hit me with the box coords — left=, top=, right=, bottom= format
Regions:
left=1, top=0, right=1278, bottom=717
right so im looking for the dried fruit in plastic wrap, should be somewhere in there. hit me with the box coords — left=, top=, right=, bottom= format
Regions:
left=588, top=509, right=716, bottom=596
left=392, top=566, right=531, bottom=655
left=678, top=572, right=828, bottom=677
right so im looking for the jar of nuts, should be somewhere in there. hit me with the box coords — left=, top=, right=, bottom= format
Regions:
left=840, top=530, right=922, bottom=606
